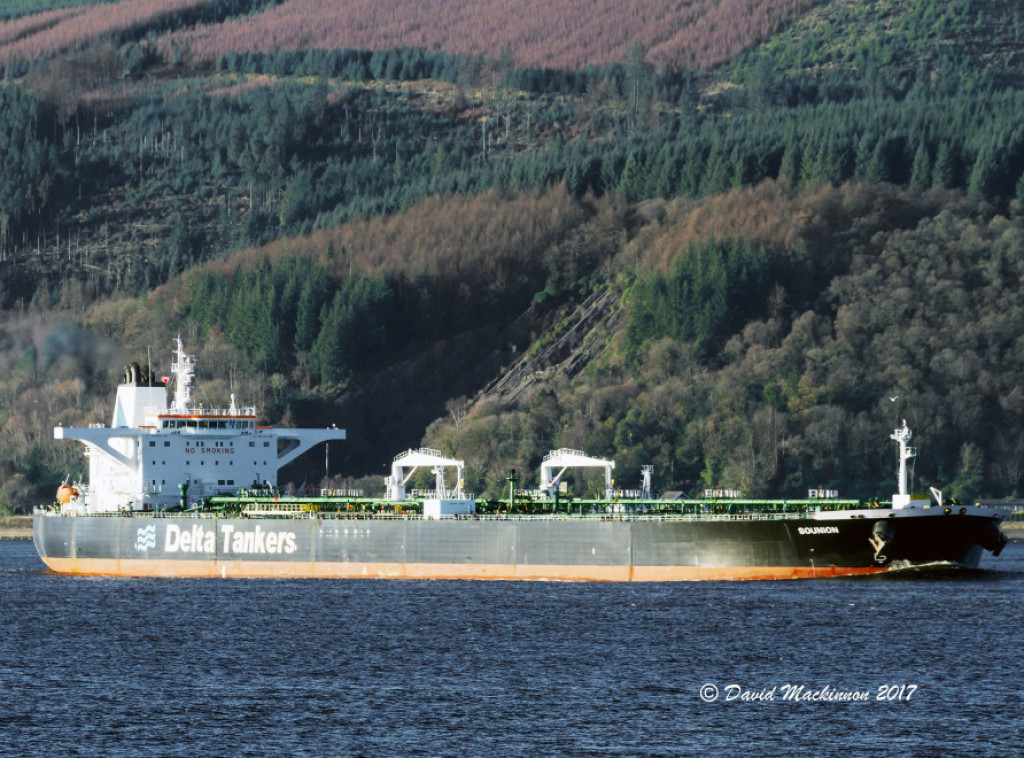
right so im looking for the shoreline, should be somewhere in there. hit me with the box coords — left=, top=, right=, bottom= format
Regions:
left=0, top=516, right=32, bottom=540
left=1002, top=521, right=1024, bottom=541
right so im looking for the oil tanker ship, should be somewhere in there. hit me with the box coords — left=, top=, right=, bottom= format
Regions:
left=33, top=340, right=1008, bottom=580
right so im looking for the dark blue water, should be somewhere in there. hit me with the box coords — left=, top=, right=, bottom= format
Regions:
left=2, top=539, right=1022, bottom=757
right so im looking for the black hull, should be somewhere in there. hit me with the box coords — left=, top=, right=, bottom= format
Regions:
left=33, top=510, right=1005, bottom=580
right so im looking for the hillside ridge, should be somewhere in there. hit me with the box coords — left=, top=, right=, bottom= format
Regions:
left=1, top=0, right=1024, bottom=510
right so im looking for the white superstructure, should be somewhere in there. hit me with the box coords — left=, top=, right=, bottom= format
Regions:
left=54, top=338, right=346, bottom=513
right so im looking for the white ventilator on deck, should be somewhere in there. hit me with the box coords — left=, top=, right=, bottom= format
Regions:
left=540, top=449, right=615, bottom=499
left=890, top=420, right=925, bottom=509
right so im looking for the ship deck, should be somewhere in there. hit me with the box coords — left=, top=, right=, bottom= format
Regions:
left=37, top=494, right=997, bottom=522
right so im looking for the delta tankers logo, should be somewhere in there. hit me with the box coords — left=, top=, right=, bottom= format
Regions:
left=135, top=523, right=300, bottom=555
left=134, top=523, right=298, bottom=555
left=134, top=525, right=157, bottom=551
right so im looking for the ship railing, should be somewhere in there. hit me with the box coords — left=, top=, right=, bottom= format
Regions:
left=54, top=509, right=224, bottom=519
left=146, top=405, right=257, bottom=417
left=309, top=511, right=816, bottom=523
left=60, top=510, right=841, bottom=523
left=407, top=489, right=475, bottom=500
left=461, top=512, right=808, bottom=522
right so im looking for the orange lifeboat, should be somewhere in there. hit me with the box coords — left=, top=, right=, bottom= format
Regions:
left=56, top=483, right=80, bottom=504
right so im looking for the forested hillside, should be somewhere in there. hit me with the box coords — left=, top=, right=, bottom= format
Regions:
left=424, top=183, right=1024, bottom=500
left=1, top=0, right=1024, bottom=512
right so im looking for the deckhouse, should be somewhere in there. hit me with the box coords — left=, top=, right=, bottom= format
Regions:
left=54, top=338, right=346, bottom=513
